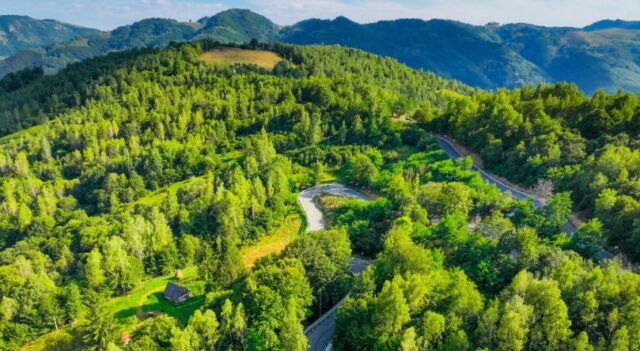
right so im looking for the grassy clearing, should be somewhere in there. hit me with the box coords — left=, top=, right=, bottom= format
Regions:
left=140, top=278, right=206, bottom=326
left=134, top=177, right=196, bottom=207
left=200, top=48, right=283, bottom=69
left=107, top=266, right=201, bottom=327
left=324, top=165, right=349, bottom=184
left=242, top=214, right=302, bottom=269
left=315, top=194, right=352, bottom=227
left=384, top=145, right=419, bottom=162
left=440, top=88, right=466, bottom=99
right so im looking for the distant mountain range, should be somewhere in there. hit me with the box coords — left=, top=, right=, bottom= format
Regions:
left=1, top=9, right=640, bottom=94
left=0, top=15, right=96, bottom=58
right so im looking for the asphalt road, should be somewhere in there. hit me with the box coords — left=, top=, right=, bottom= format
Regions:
left=300, top=138, right=610, bottom=350
left=298, top=183, right=372, bottom=351
left=299, top=183, right=371, bottom=232
left=435, top=137, right=576, bottom=233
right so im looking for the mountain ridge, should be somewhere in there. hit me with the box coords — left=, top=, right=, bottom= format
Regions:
left=1, top=9, right=640, bottom=93
left=0, top=15, right=97, bottom=58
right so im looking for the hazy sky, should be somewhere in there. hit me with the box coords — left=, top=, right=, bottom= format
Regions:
left=1, top=0, right=638, bottom=30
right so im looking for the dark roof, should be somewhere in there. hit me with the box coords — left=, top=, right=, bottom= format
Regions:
left=595, top=250, right=615, bottom=263
left=164, top=282, right=190, bottom=301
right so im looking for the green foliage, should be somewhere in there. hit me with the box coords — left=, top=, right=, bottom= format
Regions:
left=334, top=198, right=393, bottom=256
left=430, top=84, right=640, bottom=261
left=282, top=229, right=352, bottom=316
left=3, top=31, right=640, bottom=351
left=243, top=257, right=313, bottom=349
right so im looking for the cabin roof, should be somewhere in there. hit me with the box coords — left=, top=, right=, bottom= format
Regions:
left=164, top=282, right=190, bottom=301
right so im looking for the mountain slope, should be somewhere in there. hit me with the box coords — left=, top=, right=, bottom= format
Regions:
left=0, top=9, right=277, bottom=77
left=583, top=19, right=640, bottom=31
left=281, top=17, right=640, bottom=94
left=494, top=23, right=640, bottom=93
left=2, top=41, right=640, bottom=351
left=2, top=10, right=640, bottom=93
left=281, top=18, right=549, bottom=89
left=0, top=18, right=199, bottom=76
left=0, top=15, right=97, bottom=58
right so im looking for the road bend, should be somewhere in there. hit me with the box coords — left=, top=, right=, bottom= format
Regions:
left=298, top=183, right=372, bottom=351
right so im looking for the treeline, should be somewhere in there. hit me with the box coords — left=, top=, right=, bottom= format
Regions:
left=420, top=83, right=640, bottom=261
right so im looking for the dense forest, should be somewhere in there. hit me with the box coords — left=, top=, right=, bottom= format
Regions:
left=420, top=84, right=640, bottom=262
left=1, top=39, right=640, bottom=351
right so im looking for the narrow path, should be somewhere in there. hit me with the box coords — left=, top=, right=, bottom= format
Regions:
left=298, top=183, right=372, bottom=351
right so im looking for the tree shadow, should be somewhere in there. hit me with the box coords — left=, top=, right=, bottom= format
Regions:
left=114, top=306, right=138, bottom=320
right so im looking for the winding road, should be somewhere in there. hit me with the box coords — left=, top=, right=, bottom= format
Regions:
left=298, top=183, right=372, bottom=351
left=436, top=136, right=621, bottom=262
left=435, top=136, right=578, bottom=234
left=300, top=137, right=614, bottom=350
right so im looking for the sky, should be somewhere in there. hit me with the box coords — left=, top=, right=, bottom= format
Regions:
left=0, top=0, right=638, bottom=30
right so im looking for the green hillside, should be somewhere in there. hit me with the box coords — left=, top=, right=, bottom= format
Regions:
left=0, top=42, right=467, bottom=349
left=0, top=9, right=275, bottom=77
left=195, top=8, right=280, bottom=42
left=282, top=16, right=640, bottom=94
left=2, top=39, right=640, bottom=351
left=0, top=15, right=96, bottom=58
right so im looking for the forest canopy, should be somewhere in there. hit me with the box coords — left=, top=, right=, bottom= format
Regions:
left=0, top=39, right=639, bottom=351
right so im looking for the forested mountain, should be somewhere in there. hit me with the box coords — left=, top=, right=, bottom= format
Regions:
left=2, top=9, right=640, bottom=93
left=584, top=19, right=640, bottom=31
left=2, top=38, right=640, bottom=351
left=0, top=9, right=279, bottom=77
left=195, top=8, right=280, bottom=42
left=0, top=41, right=467, bottom=350
left=0, top=15, right=96, bottom=59
left=283, top=17, right=640, bottom=94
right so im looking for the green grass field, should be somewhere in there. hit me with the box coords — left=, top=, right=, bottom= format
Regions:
left=106, top=266, right=202, bottom=327
left=140, top=279, right=206, bottom=326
